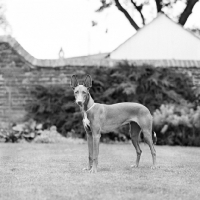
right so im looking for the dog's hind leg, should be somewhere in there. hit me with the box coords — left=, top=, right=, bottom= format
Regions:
left=130, top=122, right=142, bottom=168
left=142, top=129, right=156, bottom=169
left=138, top=114, right=156, bottom=169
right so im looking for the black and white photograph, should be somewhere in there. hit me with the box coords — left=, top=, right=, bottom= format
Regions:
left=0, top=0, right=200, bottom=199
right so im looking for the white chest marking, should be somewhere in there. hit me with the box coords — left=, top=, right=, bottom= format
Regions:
left=83, top=112, right=90, bottom=128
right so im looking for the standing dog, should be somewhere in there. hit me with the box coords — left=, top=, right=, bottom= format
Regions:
left=71, top=74, right=156, bottom=173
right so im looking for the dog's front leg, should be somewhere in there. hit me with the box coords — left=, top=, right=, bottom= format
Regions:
left=89, top=129, right=101, bottom=173
left=83, top=132, right=93, bottom=171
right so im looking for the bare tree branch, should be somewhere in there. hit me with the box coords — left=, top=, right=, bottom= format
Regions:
left=97, top=0, right=199, bottom=29
left=130, top=0, right=145, bottom=25
left=96, top=0, right=113, bottom=12
left=114, top=0, right=140, bottom=30
left=179, top=0, right=199, bottom=25
left=155, top=0, right=162, bottom=12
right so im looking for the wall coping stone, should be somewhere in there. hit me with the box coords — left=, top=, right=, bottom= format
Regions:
left=1, top=35, right=200, bottom=68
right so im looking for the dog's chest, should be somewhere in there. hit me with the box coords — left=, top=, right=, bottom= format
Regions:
left=83, top=112, right=90, bottom=128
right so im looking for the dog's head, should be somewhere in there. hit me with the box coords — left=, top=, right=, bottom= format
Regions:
left=70, top=74, right=92, bottom=107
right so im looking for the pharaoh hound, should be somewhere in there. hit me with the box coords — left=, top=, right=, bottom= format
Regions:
left=71, top=74, right=156, bottom=173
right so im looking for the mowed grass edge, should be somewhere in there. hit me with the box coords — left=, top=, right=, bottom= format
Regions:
left=0, top=142, right=200, bottom=200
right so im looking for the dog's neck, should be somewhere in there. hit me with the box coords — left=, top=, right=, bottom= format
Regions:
left=80, top=93, right=95, bottom=128
left=83, top=93, right=95, bottom=112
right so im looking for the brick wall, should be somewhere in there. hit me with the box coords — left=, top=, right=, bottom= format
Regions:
left=0, top=35, right=200, bottom=128
left=0, top=38, right=95, bottom=128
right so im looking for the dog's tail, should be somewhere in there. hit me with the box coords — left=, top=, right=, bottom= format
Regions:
left=152, top=131, right=157, bottom=144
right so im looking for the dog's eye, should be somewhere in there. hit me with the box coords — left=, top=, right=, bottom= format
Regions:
left=74, top=91, right=78, bottom=94
left=82, top=91, right=87, bottom=95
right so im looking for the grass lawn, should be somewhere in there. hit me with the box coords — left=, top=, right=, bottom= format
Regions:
left=0, top=142, right=200, bottom=200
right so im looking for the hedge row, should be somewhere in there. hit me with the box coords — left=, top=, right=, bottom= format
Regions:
left=25, top=63, right=200, bottom=145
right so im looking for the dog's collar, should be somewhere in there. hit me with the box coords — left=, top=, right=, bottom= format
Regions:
left=86, top=103, right=96, bottom=113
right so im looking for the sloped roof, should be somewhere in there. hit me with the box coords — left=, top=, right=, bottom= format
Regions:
left=110, top=13, right=200, bottom=62
left=124, top=59, right=200, bottom=68
left=1, top=31, right=200, bottom=68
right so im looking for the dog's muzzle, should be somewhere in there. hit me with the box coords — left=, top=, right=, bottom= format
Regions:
left=77, top=101, right=83, bottom=106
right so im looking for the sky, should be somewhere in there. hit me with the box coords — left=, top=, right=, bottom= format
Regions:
left=2, top=0, right=200, bottom=59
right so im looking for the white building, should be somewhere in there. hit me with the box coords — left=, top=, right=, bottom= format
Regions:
left=110, top=13, right=200, bottom=61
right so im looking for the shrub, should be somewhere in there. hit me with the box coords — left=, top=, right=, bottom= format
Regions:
left=153, top=103, right=200, bottom=146
left=86, top=63, right=195, bottom=112
left=25, top=85, right=84, bottom=138
left=25, top=63, right=197, bottom=143
left=33, top=126, right=71, bottom=143
left=0, top=119, right=40, bottom=143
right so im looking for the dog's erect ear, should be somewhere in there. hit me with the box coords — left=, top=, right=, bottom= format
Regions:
left=70, top=75, right=79, bottom=89
left=83, top=74, right=92, bottom=88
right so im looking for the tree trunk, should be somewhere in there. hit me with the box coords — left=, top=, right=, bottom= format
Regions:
left=155, top=0, right=162, bottom=12
left=179, top=0, right=199, bottom=26
left=114, top=0, right=140, bottom=30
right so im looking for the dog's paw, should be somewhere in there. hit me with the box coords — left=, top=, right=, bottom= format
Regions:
left=82, top=167, right=91, bottom=171
left=89, top=167, right=97, bottom=173
left=151, top=165, right=157, bottom=170
left=131, top=164, right=139, bottom=168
